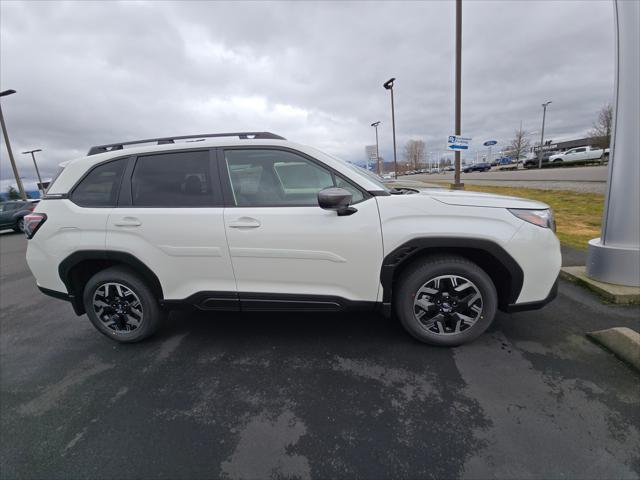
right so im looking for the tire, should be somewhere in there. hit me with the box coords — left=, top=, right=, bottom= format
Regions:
left=83, top=266, right=163, bottom=343
left=395, top=255, right=498, bottom=347
left=553, top=159, right=562, bottom=163
left=13, top=218, right=24, bottom=233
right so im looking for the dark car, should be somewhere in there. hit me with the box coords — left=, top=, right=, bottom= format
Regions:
left=523, top=152, right=554, bottom=168
left=463, top=162, right=491, bottom=173
left=0, top=200, right=38, bottom=232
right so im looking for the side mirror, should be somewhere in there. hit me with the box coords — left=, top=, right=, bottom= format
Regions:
left=318, top=187, right=357, bottom=216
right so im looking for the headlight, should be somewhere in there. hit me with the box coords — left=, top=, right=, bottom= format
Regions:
left=509, top=208, right=555, bottom=231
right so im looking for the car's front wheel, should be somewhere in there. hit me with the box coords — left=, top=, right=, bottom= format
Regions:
left=83, top=266, right=163, bottom=343
left=13, top=218, right=24, bottom=233
left=396, top=255, right=498, bottom=346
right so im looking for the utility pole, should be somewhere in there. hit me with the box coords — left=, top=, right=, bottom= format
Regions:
left=22, top=149, right=44, bottom=196
left=451, top=0, right=464, bottom=189
left=383, top=78, right=398, bottom=178
left=371, top=121, right=381, bottom=174
left=538, top=101, right=552, bottom=169
left=0, top=89, right=27, bottom=200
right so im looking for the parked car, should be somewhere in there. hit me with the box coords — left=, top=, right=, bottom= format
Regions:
left=26, top=131, right=560, bottom=346
left=549, top=146, right=609, bottom=163
left=463, top=162, right=491, bottom=172
left=491, top=157, right=512, bottom=166
left=0, top=200, right=39, bottom=232
left=523, top=153, right=554, bottom=168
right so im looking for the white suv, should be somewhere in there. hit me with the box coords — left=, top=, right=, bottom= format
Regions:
left=25, top=132, right=561, bottom=346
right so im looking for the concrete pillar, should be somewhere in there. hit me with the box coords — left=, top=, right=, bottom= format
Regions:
left=586, top=0, right=640, bottom=287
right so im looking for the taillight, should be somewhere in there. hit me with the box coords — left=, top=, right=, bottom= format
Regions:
left=23, top=213, right=47, bottom=239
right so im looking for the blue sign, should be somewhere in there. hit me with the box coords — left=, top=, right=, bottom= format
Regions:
left=448, top=135, right=472, bottom=150
left=483, top=140, right=498, bottom=146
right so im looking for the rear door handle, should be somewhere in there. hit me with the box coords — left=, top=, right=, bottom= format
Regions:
left=114, top=217, right=142, bottom=227
left=228, top=217, right=261, bottom=229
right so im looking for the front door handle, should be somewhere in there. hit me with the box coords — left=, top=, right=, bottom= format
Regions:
left=228, top=217, right=261, bottom=229
left=114, top=217, right=142, bottom=227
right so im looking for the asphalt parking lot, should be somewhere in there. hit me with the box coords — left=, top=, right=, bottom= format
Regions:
left=1, top=231, right=639, bottom=479
left=407, top=165, right=608, bottom=193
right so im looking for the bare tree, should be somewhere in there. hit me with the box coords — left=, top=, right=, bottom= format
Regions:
left=403, top=139, right=426, bottom=170
left=588, top=103, right=613, bottom=161
left=506, top=126, right=530, bottom=169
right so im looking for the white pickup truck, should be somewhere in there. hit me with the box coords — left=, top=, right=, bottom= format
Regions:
left=549, top=146, right=609, bottom=163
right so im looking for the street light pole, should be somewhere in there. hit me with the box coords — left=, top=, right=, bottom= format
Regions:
left=371, top=121, right=381, bottom=174
left=383, top=78, right=398, bottom=178
left=0, top=89, right=27, bottom=200
left=22, top=149, right=44, bottom=196
left=451, top=0, right=464, bottom=190
left=538, top=101, right=552, bottom=169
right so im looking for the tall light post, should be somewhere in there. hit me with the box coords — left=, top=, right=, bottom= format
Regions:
left=371, top=121, right=381, bottom=174
left=537, top=101, right=552, bottom=169
left=383, top=78, right=398, bottom=178
left=451, top=0, right=464, bottom=190
left=22, top=149, right=44, bottom=196
left=0, top=89, right=27, bottom=200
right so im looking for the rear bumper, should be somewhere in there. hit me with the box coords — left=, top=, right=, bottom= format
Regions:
left=37, top=286, right=84, bottom=315
left=502, top=277, right=558, bottom=313
left=38, top=285, right=71, bottom=301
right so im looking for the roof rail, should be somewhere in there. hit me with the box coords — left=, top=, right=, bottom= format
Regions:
left=87, top=132, right=286, bottom=156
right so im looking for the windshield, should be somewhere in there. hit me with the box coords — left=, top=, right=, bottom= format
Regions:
left=303, top=147, right=389, bottom=192
left=345, top=163, right=388, bottom=190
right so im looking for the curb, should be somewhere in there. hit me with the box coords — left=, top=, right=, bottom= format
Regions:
left=587, top=327, right=640, bottom=371
left=560, top=266, right=640, bottom=304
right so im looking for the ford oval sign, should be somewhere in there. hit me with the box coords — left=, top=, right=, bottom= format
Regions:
left=483, top=140, right=498, bottom=146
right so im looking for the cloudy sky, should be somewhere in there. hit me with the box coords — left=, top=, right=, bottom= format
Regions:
left=1, top=0, right=614, bottom=190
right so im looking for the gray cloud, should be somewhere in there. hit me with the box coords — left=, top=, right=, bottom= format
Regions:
left=1, top=0, right=613, bottom=189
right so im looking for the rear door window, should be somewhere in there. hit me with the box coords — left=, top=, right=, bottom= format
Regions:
left=131, top=150, right=215, bottom=207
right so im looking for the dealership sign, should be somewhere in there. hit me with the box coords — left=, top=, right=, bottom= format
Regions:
left=483, top=140, right=498, bottom=146
left=448, top=135, right=472, bottom=150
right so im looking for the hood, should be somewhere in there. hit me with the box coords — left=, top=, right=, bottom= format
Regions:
left=421, top=188, right=549, bottom=209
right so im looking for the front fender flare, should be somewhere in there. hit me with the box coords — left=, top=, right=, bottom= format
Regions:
left=379, top=237, right=524, bottom=310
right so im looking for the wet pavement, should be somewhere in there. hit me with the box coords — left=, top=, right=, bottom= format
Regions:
left=1, top=231, right=638, bottom=479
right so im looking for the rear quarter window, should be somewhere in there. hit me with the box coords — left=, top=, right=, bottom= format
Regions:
left=70, top=158, right=128, bottom=207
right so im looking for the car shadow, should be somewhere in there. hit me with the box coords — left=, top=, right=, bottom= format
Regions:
left=160, top=308, right=411, bottom=346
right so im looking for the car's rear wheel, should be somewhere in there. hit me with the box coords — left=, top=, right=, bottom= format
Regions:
left=13, top=218, right=24, bottom=233
left=83, top=266, right=163, bottom=343
left=395, top=255, right=497, bottom=346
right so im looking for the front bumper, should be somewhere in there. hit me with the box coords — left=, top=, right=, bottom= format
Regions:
left=502, top=276, right=558, bottom=313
